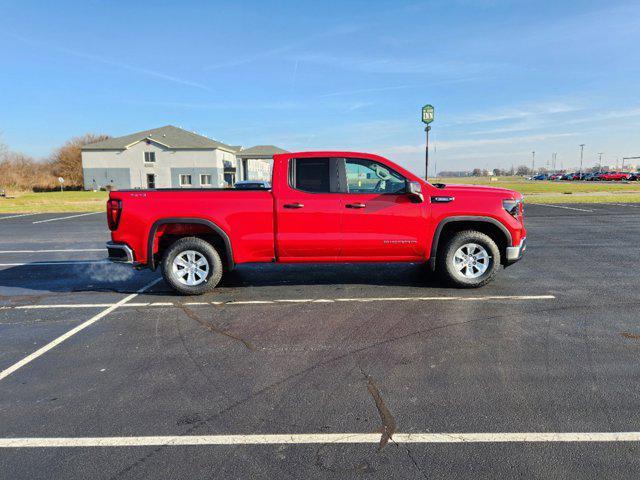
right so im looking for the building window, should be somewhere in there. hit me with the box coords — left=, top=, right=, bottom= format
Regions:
left=146, top=174, right=156, bottom=189
left=200, top=174, right=212, bottom=186
left=144, top=152, right=156, bottom=163
left=179, top=174, right=192, bottom=187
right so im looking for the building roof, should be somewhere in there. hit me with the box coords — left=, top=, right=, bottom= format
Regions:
left=82, top=125, right=236, bottom=152
left=236, top=145, right=289, bottom=158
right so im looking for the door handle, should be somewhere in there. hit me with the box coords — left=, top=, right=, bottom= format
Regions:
left=283, top=202, right=304, bottom=209
left=345, top=203, right=366, bottom=209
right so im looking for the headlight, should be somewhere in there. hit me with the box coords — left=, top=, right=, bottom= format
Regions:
left=502, top=198, right=522, bottom=218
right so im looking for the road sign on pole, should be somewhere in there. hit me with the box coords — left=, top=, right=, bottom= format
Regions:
left=422, top=105, right=435, bottom=180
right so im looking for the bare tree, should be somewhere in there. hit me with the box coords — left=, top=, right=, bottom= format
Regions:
left=50, top=133, right=110, bottom=187
left=516, top=165, right=531, bottom=176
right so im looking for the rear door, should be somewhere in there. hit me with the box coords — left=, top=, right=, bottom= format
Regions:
left=339, top=158, right=428, bottom=260
left=275, top=157, right=342, bottom=260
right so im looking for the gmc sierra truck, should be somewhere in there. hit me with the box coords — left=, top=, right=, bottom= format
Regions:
left=106, top=151, right=526, bottom=294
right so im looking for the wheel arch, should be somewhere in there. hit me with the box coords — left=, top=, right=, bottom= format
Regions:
left=428, top=216, right=512, bottom=269
left=147, top=217, right=234, bottom=271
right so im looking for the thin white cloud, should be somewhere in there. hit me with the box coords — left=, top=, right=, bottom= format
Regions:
left=344, top=101, right=374, bottom=112
left=203, top=25, right=363, bottom=71
left=319, top=85, right=412, bottom=98
left=446, top=101, right=581, bottom=126
left=382, top=132, right=579, bottom=155
left=288, top=52, right=502, bottom=77
left=3, top=31, right=212, bottom=92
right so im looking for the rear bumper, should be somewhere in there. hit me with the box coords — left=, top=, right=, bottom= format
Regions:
left=106, top=241, right=134, bottom=264
left=505, top=237, right=526, bottom=264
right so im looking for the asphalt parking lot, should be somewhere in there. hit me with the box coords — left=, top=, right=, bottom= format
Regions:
left=1, top=204, right=640, bottom=479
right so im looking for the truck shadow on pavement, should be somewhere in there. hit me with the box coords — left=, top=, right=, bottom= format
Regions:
left=219, top=262, right=441, bottom=288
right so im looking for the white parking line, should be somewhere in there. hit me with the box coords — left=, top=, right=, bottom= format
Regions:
left=1, top=295, right=556, bottom=311
left=0, top=278, right=162, bottom=382
left=0, top=260, right=109, bottom=267
left=210, top=295, right=556, bottom=305
left=32, top=212, right=101, bottom=224
left=527, top=203, right=594, bottom=212
left=1, top=431, right=639, bottom=448
left=0, top=248, right=105, bottom=254
left=0, top=213, right=36, bottom=220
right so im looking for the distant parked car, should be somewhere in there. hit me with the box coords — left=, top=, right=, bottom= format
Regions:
left=549, top=173, right=564, bottom=181
left=561, top=173, right=575, bottom=180
left=582, top=173, right=597, bottom=181
left=571, top=172, right=590, bottom=180
left=234, top=180, right=271, bottom=189
left=533, top=174, right=548, bottom=180
left=629, top=172, right=639, bottom=181
left=600, top=172, right=633, bottom=181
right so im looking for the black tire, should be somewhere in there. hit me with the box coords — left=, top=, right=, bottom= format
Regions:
left=437, top=230, right=500, bottom=288
left=161, top=237, right=223, bottom=295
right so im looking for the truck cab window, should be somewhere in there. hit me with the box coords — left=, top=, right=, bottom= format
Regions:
left=345, top=158, right=406, bottom=194
left=291, top=158, right=331, bottom=193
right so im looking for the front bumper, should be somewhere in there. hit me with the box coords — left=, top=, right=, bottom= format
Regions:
left=106, top=241, right=134, bottom=263
left=505, top=237, right=526, bottom=264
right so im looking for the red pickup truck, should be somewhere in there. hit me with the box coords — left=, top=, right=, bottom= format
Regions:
left=106, top=151, right=526, bottom=294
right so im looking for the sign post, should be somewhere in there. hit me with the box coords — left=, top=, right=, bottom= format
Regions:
left=421, top=104, right=435, bottom=180
left=58, top=177, right=64, bottom=192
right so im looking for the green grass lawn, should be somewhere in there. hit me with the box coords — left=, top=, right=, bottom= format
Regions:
left=437, top=176, right=640, bottom=194
left=0, top=191, right=108, bottom=213
left=436, top=176, right=640, bottom=203
left=1, top=180, right=639, bottom=213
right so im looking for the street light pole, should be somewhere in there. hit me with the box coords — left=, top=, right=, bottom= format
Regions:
left=579, top=144, right=585, bottom=176
left=552, top=152, right=557, bottom=171
left=597, top=152, right=603, bottom=172
left=531, top=151, right=535, bottom=175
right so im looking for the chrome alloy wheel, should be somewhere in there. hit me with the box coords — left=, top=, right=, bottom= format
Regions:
left=453, top=243, right=490, bottom=279
left=172, top=250, right=210, bottom=286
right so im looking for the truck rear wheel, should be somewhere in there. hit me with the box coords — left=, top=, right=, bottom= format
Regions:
left=437, top=230, right=500, bottom=288
left=161, top=237, right=223, bottom=295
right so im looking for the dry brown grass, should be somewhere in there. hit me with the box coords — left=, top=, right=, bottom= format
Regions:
left=0, top=133, right=110, bottom=193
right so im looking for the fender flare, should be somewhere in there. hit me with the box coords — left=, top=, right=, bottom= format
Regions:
left=428, top=216, right=512, bottom=269
left=147, top=217, right=234, bottom=271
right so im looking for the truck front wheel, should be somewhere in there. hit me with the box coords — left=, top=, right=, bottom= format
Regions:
left=437, top=230, right=500, bottom=288
left=161, top=237, right=223, bottom=295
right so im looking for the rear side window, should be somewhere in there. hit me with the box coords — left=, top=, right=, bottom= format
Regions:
left=291, top=158, right=331, bottom=193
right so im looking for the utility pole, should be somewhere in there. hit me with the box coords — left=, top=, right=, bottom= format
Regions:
left=531, top=151, right=535, bottom=175
left=552, top=152, right=557, bottom=171
left=597, top=152, right=603, bottom=172
left=579, top=144, right=585, bottom=177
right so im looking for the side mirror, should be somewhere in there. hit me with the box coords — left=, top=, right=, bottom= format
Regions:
left=407, top=181, right=424, bottom=203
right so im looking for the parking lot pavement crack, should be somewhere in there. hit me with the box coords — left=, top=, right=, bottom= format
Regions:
left=359, top=367, right=396, bottom=450
left=393, top=440, right=428, bottom=480
left=177, top=304, right=256, bottom=351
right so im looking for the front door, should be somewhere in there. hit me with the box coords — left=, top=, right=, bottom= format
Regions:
left=275, top=157, right=342, bottom=260
left=146, top=173, right=156, bottom=189
left=339, top=158, right=428, bottom=260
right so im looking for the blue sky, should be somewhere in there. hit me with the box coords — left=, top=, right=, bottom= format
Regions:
left=1, top=0, right=639, bottom=174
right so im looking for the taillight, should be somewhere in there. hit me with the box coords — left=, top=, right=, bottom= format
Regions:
left=107, top=199, right=122, bottom=231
